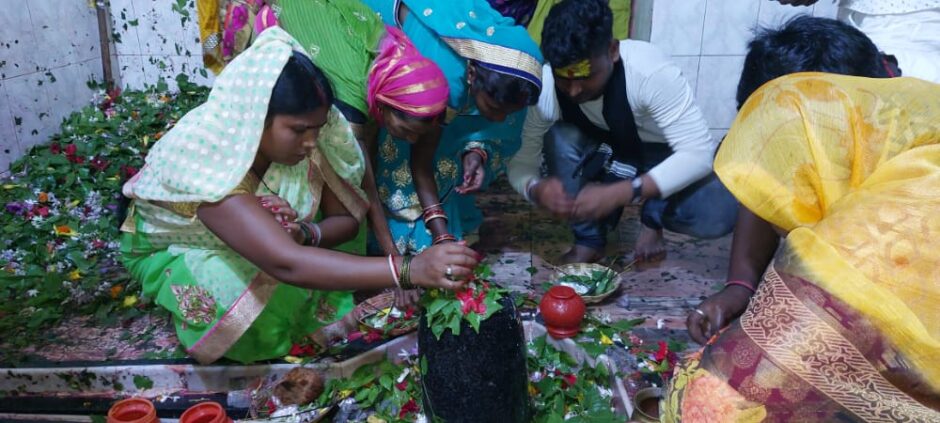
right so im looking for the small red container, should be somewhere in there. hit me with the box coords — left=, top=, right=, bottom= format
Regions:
left=539, top=285, right=586, bottom=339
left=107, top=398, right=158, bottom=423
left=179, top=401, right=233, bottom=423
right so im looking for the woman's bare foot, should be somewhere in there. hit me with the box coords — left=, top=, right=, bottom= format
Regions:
left=634, top=226, right=667, bottom=262
left=559, top=244, right=603, bottom=265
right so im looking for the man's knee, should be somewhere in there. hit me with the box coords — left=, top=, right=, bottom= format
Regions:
left=544, top=122, right=593, bottom=160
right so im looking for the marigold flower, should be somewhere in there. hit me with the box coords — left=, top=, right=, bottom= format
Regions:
left=55, top=225, right=77, bottom=237
left=38, top=192, right=48, bottom=203
left=110, top=284, right=124, bottom=299
left=68, top=270, right=81, bottom=281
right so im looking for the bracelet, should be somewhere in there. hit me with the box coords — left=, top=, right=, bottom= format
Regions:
left=400, top=256, right=415, bottom=289
left=298, top=221, right=313, bottom=246
left=432, top=233, right=457, bottom=245
left=524, top=178, right=541, bottom=204
left=422, top=202, right=443, bottom=212
left=422, top=205, right=445, bottom=217
left=424, top=214, right=448, bottom=225
left=388, top=254, right=401, bottom=288
left=725, top=280, right=756, bottom=293
left=306, top=222, right=322, bottom=247
left=423, top=208, right=448, bottom=223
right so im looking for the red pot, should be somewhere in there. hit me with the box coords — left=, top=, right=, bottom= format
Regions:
left=539, top=286, right=586, bottom=339
left=107, top=398, right=158, bottom=423
left=179, top=401, right=232, bottom=423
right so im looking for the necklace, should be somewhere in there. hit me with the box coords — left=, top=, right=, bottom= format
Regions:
left=251, top=167, right=278, bottom=195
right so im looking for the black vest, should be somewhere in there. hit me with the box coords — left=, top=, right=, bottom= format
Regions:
left=556, top=59, right=646, bottom=169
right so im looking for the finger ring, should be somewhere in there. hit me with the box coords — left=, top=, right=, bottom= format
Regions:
left=694, top=308, right=706, bottom=317
left=445, top=265, right=454, bottom=279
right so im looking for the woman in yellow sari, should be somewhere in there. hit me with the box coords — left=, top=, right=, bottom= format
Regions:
left=663, top=73, right=940, bottom=421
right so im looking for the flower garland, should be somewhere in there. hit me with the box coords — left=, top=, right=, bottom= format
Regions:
left=0, top=76, right=209, bottom=361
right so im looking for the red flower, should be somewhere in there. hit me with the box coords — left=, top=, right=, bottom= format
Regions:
left=50, top=143, right=62, bottom=154
left=92, top=239, right=106, bottom=249
left=403, top=306, right=415, bottom=320
left=33, top=206, right=49, bottom=218
left=562, top=373, right=577, bottom=389
left=395, top=380, right=409, bottom=391
left=654, top=341, right=669, bottom=362
left=64, top=144, right=77, bottom=156
left=288, top=343, right=317, bottom=356
left=398, top=399, right=419, bottom=419
left=90, top=156, right=110, bottom=172
left=456, top=287, right=488, bottom=316
left=363, top=328, right=383, bottom=343
left=121, top=165, right=138, bottom=178
left=347, top=331, right=363, bottom=342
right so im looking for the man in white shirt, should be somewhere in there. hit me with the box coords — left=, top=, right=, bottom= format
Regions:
left=507, top=0, right=737, bottom=264
left=776, top=0, right=940, bottom=83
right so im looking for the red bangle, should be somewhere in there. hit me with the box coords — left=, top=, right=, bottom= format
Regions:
left=432, top=234, right=457, bottom=245
left=422, top=202, right=443, bottom=213
left=423, top=206, right=446, bottom=221
left=725, top=280, right=756, bottom=293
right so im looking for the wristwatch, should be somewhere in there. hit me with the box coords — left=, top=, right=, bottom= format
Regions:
left=630, top=177, right=643, bottom=205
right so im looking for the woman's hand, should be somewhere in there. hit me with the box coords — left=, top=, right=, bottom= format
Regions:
left=456, top=151, right=485, bottom=194
left=259, top=195, right=302, bottom=242
left=686, top=285, right=753, bottom=345
left=408, top=242, right=481, bottom=290
left=393, top=288, right=422, bottom=309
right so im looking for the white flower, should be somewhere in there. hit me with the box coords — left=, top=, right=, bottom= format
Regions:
left=26, top=289, right=39, bottom=297
left=530, top=371, right=543, bottom=383
left=656, top=318, right=666, bottom=329
left=415, top=414, right=428, bottom=423
left=397, top=348, right=412, bottom=360
left=396, top=367, right=411, bottom=384
left=597, top=386, right=613, bottom=398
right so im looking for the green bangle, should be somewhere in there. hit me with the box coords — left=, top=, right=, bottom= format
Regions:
left=298, top=221, right=313, bottom=246
left=401, top=256, right=414, bottom=289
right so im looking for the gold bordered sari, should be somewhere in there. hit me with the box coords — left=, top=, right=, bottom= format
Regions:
left=664, top=73, right=940, bottom=422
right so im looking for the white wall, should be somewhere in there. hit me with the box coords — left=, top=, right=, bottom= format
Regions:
left=108, top=0, right=213, bottom=91
left=0, top=0, right=212, bottom=173
left=648, top=0, right=838, bottom=140
left=0, top=1, right=104, bottom=172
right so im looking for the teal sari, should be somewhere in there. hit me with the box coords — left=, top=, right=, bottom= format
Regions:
left=363, top=0, right=542, bottom=253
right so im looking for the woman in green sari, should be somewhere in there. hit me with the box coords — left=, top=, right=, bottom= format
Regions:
left=120, top=27, right=478, bottom=364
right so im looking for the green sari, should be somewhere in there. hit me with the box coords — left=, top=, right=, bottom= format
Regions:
left=120, top=28, right=369, bottom=364
left=275, top=0, right=386, bottom=121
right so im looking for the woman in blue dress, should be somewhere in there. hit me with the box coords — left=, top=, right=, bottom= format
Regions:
left=363, top=0, right=543, bottom=254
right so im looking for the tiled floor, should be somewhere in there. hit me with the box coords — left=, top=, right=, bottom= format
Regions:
left=3, top=180, right=732, bottom=364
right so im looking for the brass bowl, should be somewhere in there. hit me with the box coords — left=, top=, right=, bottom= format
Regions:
left=632, top=386, right=663, bottom=422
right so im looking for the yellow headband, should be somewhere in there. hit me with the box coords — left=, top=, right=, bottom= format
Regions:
left=554, top=59, right=591, bottom=79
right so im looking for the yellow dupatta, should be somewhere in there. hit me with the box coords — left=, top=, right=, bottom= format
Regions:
left=715, top=72, right=940, bottom=392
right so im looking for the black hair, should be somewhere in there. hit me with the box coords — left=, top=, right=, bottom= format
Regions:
left=471, top=63, right=540, bottom=107
left=540, top=0, right=613, bottom=68
left=266, top=51, right=334, bottom=123
left=736, top=15, right=888, bottom=109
